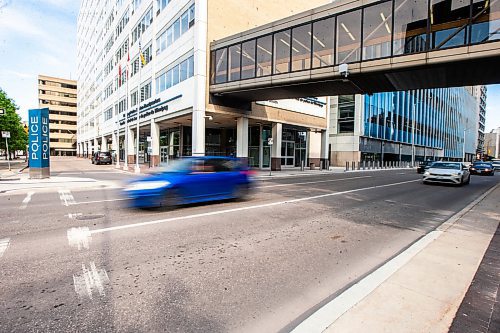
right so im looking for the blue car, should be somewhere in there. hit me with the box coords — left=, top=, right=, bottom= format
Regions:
left=123, top=156, right=254, bottom=208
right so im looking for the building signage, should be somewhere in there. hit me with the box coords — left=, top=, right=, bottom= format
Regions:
left=119, top=95, right=182, bottom=126
left=1, top=131, right=10, bottom=138
left=29, top=108, right=50, bottom=178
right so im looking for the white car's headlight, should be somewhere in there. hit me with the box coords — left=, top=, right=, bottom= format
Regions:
left=451, top=172, right=462, bottom=177
left=125, top=181, right=170, bottom=191
left=424, top=171, right=430, bottom=176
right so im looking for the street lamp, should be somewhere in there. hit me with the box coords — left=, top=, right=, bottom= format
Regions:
left=463, top=127, right=471, bottom=163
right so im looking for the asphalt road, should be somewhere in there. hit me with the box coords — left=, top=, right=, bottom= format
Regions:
left=0, top=163, right=498, bottom=333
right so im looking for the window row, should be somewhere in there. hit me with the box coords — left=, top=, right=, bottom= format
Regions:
left=104, top=107, right=113, bottom=121
left=156, top=0, right=171, bottom=12
left=156, top=4, right=195, bottom=55
left=116, top=38, right=129, bottom=63
left=155, top=55, right=194, bottom=94
left=131, top=44, right=152, bottom=77
left=211, top=0, right=500, bottom=84
left=115, top=10, right=129, bottom=40
left=132, top=6, right=153, bottom=45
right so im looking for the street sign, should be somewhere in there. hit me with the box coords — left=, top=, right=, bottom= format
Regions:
left=1, top=131, right=10, bottom=138
left=29, top=108, right=51, bottom=179
left=0, top=108, right=4, bottom=115
left=146, top=136, right=152, bottom=142
left=268, top=138, right=274, bottom=145
left=147, top=147, right=153, bottom=154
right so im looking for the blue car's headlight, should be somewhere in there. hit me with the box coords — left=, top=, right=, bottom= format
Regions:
left=124, top=181, right=170, bottom=191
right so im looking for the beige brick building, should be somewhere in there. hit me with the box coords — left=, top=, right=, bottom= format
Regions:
left=38, top=75, right=78, bottom=156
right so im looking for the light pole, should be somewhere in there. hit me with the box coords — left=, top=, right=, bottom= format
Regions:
left=412, top=100, right=416, bottom=168
left=463, top=127, right=470, bottom=163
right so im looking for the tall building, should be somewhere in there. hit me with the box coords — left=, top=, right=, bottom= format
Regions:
left=38, top=75, right=78, bottom=156
left=76, top=0, right=331, bottom=171
left=476, top=86, right=487, bottom=156
left=485, top=128, right=500, bottom=159
left=328, top=87, right=480, bottom=166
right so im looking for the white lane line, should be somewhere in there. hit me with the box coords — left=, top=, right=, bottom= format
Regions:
left=88, top=179, right=420, bottom=235
left=290, top=230, right=442, bottom=333
left=256, top=176, right=372, bottom=189
left=70, top=198, right=128, bottom=206
left=67, top=227, right=92, bottom=250
left=19, top=191, right=35, bottom=210
left=59, top=190, right=76, bottom=206
left=73, top=262, right=110, bottom=299
left=0, top=238, right=10, bottom=258
left=66, top=213, right=83, bottom=219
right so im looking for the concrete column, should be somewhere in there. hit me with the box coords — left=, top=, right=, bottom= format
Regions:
left=101, top=136, right=108, bottom=152
left=192, top=0, right=208, bottom=156
left=127, top=126, right=135, bottom=165
left=150, top=118, right=160, bottom=167
left=112, top=131, right=120, bottom=167
left=77, top=143, right=81, bottom=157
left=94, top=138, right=99, bottom=153
left=271, top=123, right=282, bottom=171
left=236, top=117, right=249, bottom=163
left=88, top=141, right=93, bottom=159
left=320, top=130, right=329, bottom=169
left=83, top=142, right=87, bottom=158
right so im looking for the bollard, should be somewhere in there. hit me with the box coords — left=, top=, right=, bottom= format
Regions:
left=352, top=161, right=355, bottom=171
left=345, top=161, right=349, bottom=172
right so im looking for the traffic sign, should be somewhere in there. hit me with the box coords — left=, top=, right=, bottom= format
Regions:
left=147, top=147, right=153, bottom=154
left=0, top=108, right=4, bottom=115
left=1, top=131, right=10, bottom=138
left=268, top=138, right=274, bottom=145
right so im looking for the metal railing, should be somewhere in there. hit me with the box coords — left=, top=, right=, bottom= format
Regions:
left=345, top=160, right=413, bottom=172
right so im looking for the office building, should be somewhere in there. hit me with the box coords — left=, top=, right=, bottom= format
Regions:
left=475, top=86, right=487, bottom=156
left=76, top=0, right=331, bottom=170
left=328, top=87, right=480, bottom=166
left=38, top=75, right=78, bottom=156
left=485, top=128, right=500, bottom=159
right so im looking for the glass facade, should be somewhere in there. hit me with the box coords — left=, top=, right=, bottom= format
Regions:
left=363, top=88, right=478, bottom=159
left=211, top=0, right=500, bottom=84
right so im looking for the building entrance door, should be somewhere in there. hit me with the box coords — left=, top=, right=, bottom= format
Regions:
left=281, top=141, right=295, bottom=167
left=160, top=146, right=169, bottom=166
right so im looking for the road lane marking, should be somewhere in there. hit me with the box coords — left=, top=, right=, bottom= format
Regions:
left=19, top=191, right=35, bottom=210
left=67, top=227, right=92, bottom=250
left=256, top=176, right=372, bottom=189
left=73, top=262, right=110, bottom=299
left=0, top=238, right=10, bottom=258
left=66, top=213, right=83, bottom=219
left=289, top=182, right=500, bottom=333
left=87, top=179, right=420, bottom=235
left=70, top=198, right=128, bottom=205
left=59, top=190, right=76, bottom=206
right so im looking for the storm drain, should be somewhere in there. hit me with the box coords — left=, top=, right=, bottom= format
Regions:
left=75, top=214, right=105, bottom=221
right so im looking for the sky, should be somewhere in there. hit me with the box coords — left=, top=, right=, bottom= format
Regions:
left=0, top=0, right=499, bottom=132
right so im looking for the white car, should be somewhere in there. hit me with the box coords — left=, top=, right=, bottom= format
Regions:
left=423, top=162, right=470, bottom=186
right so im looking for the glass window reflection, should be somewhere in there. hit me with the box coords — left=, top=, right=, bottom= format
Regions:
left=394, top=0, right=429, bottom=55
left=312, top=17, right=335, bottom=68
left=256, top=35, right=272, bottom=77
left=337, top=10, right=362, bottom=64
left=214, top=48, right=227, bottom=84
left=363, top=1, right=393, bottom=60
left=274, top=30, right=291, bottom=74
left=228, top=44, right=241, bottom=81
left=292, top=24, right=312, bottom=71
left=241, top=40, right=256, bottom=79
left=430, top=0, right=470, bottom=49
left=471, top=0, right=500, bottom=44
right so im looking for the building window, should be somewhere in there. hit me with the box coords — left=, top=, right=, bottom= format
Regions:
left=157, top=0, right=170, bottom=12
left=312, top=18, right=334, bottom=68
left=155, top=54, right=195, bottom=94
left=291, top=24, right=312, bottom=71
left=362, top=1, right=392, bottom=60
left=338, top=95, right=355, bottom=133
left=104, top=107, right=113, bottom=121
left=214, top=48, right=227, bottom=83
left=241, top=40, right=256, bottom=79
left=273, top=29, right=291, bottom=74
left=336, top=10, right=362, bottom=64
left=256, top=35, right=272, bottom=77
left=393, top=0, right=428, bottom=55
left=228, top=44, right=241, bottom=81
left=155, top=4, right=195, bottom=55
left=131, top=6, right=153, bottom=46
left=140, top=81, right=152, bottom=102
left=430, top=0, right=469, bottom=50
left=115, top=9, right=129, bottom=39
left=131, top=90, right=138, bottom=107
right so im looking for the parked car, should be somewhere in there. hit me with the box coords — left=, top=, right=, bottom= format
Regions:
left=423, top=162, right=470, bottom=186
left=470, top=162, right=495, bottom=176
left=92, top=151, right=112, bottom=165
left=417, top=160, right=435, bottom=174
left=491, top=159, right=500, bottom=170
left=123, top=156, right=254, bottom=208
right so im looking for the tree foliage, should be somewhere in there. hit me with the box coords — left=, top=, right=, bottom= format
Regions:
left=0, top=88, right=28, bottom=153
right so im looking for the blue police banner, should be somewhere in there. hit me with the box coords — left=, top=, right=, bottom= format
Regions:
left=29, top=108, right=50, bottom=178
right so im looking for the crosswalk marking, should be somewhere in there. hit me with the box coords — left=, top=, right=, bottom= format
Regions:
left=19, top=191, right=35, bottom=210
left=59, top=190, right=76, bottom=206
left=0, top=238, right=10, bottom=258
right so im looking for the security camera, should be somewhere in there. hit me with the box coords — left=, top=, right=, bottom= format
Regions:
left=339, top=63, right=349, bottom=78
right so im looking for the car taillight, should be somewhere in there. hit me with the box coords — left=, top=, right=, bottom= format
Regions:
left=241, top=170, right=256, bottom=176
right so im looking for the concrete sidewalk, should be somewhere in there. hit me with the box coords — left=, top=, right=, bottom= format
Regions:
left=292, top=184, right=500, bottom=333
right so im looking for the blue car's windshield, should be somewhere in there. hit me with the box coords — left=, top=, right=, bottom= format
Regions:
left=151, top=158, right=196, bottom=173
left=473, top=163, right=492, bottom=168
left=431, top=163, right=461, bottom=170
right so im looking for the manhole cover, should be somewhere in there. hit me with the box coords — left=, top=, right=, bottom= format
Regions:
left=75, top=214, right=105, bottom=221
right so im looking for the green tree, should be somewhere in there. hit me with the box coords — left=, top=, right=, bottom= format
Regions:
left=0, top=88, right=28, bottom=159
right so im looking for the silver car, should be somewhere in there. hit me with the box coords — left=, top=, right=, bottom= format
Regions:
left=423, top=162, right=470, bottom=186
left=491, top=159, right=500, bottom=171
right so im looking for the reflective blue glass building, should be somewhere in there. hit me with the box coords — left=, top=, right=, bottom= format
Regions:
left=330, top=87, right=480, bottom=166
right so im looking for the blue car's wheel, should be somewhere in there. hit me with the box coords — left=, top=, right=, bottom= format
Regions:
left=234, top=184, right=250, bottom=200
left=162, top=188, right=181, bottom=207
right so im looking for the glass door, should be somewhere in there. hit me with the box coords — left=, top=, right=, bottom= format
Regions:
left=160, top=146, right=169, bottom=166
left=281, top=141, right=295, bottom=167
